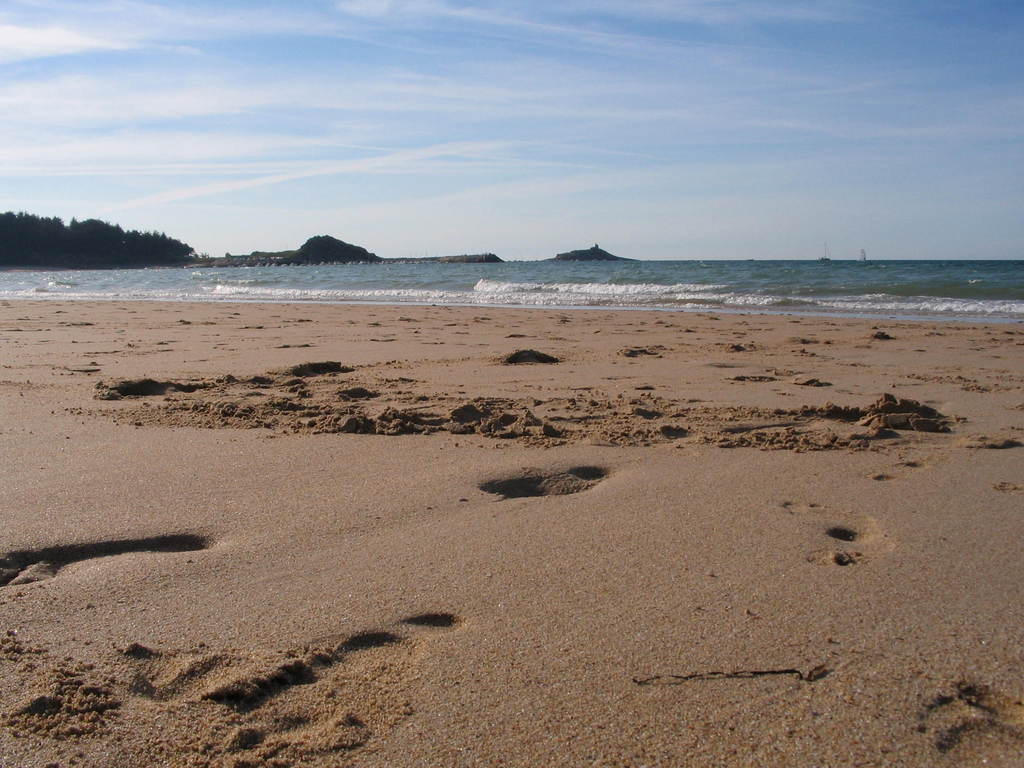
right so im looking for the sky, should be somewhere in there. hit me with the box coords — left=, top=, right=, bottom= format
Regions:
left=1, top=1, right=1022, bottom=260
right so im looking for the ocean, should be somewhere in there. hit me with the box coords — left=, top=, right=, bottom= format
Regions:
left=3, top=260, right=1022, bottom=322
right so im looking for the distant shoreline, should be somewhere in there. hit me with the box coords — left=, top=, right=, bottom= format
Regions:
left=4, top=257, right=1023, bottom=274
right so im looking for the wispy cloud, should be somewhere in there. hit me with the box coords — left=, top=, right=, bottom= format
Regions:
left=331, top=0, right=801, bottom=61
left=0, top=22, right=130, bottom=62
left=4, top=1, right=337, bottom=39
left=335, top=0, right=400, bottom=17
left=0, top=72, right=311, bottom=127
left=103, top=140, right=518, bottom=211
left=334, top=0, right=859, bottom=26
left=558, top=0, right=860, bottom=25
left=0, top=130, right=388, bottom=175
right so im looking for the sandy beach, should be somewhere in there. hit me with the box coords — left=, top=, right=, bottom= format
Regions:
left=1, top=299, right=1023, bottom=767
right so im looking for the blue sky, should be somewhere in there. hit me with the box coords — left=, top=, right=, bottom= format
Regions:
left=1, top=1, right=1022, bottom=260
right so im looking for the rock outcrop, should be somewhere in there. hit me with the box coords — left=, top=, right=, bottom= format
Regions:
left=550, top=244, right=631, bottom=262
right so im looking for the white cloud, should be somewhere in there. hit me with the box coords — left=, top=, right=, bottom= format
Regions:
left=0, top=23, right=130, bottom=62
left=1, top=2, right=372, bottom=58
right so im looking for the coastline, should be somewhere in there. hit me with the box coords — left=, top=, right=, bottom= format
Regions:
left=2, top=299, right=1023, bottom=766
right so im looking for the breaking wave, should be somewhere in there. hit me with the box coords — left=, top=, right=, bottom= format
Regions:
left=1, top=260, right=1021, bottom=320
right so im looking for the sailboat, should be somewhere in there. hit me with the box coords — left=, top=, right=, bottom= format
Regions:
left=859, top=249, right=867, bottom=262
left=819, top=242, right=832, bottom=262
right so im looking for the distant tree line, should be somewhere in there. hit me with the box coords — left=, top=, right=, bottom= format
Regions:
left=0, top=211, right=196, bottom=269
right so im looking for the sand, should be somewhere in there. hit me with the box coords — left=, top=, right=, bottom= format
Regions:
left=1, top=299, right=1023, bottom=767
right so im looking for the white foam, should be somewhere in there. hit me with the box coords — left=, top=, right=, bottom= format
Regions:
left=1, top=270, right=1021, bottom=320
left=815, top=295, right=1024, bottom=316
left=473, top=279, right=726, bottom=295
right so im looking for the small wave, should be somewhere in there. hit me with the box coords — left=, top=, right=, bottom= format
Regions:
left=207, top=278, right=288, bottom=291
left=765, top=298, right=819, bottom=307
left=2, top=262, right=1021, bottom=320
left=192, top=272, right=286, bottom=286
left=208, top=285, right=460, bottom=302
left=817, top=295, right=1024, bottom=316
left=473, top=279, right=726, bottom=296
left=6, top=282, right=1021, bottom=317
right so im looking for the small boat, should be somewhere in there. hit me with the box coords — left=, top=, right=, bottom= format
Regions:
left=859, top=249, right=867, bottom=262
left=819, top=242, right=832, bottom=262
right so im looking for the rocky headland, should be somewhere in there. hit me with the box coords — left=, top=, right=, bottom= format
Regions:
left=219, top=235, right=380, bottom=266
left=550, top=244, right=632, bottom=262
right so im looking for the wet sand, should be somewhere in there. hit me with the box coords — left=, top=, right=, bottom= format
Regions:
left=1, top=300, right=1023, bottom=767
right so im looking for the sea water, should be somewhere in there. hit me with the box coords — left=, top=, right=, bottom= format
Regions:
left=2, top=260, right=1022, bottom=321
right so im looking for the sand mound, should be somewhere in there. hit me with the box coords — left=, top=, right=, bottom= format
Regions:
left=5, top=664, right=121, bottom=739
left=284, top=361, right=354, bottom=377
left=803, top=393, right=950, bottom=433
left=91, top=364, right=961, bottom=452
left=95, top=378, right=206, bottom=399
left=792, top=376, right=830, bottom=387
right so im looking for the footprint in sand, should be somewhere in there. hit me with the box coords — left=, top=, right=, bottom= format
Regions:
left=778, top=503, right=891, bottom=567
left=918, top=680, right=1024, bottom=756
left=0, top=534, right=210, bottom=587
left=401, top=611, right=460, bottom=628
left=479, top=466, right=607, bottom=499
left=815, top=516, right=890, bottom=566
left=118, top=612, right=462, bottom=765
left=818, top=525, right=866, bottom=566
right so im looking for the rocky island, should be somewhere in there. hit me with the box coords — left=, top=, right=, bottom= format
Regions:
left=550, top=244, right=632, bottom=262
left=218, top=240, right=502, bottom=267
left=220, top=235, right=379, bottom=266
